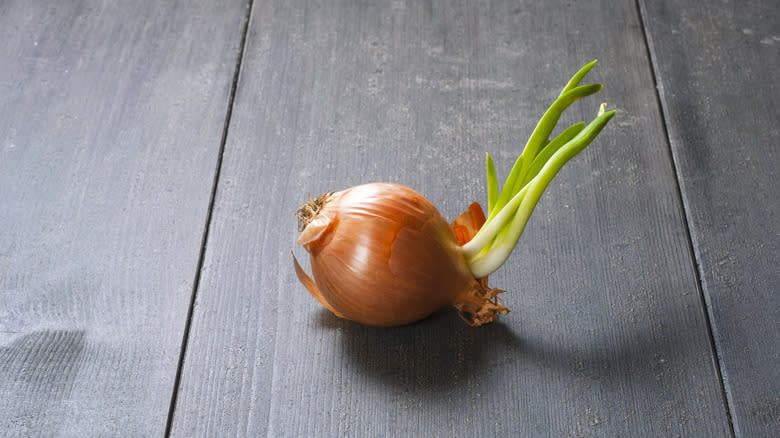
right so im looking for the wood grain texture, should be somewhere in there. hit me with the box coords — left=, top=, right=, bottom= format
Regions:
left=0, top=0, right=247, bottom=436
left=171, top=0, right=733, bottom=436
left=640, top=1, right=779, bottom=436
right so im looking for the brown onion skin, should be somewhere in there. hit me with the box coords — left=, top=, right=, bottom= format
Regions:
left=297, top=183, right=480, bottom=326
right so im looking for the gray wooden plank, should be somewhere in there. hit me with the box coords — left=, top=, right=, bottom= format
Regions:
left=0, top=0, right=248, bottom=436
left=640, top=1, right=779, bottom=436
left=172, top=0, right=732, bottom=436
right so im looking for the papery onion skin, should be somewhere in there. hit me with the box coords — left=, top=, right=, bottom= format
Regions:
left=295, top=183, right=507, bottom=327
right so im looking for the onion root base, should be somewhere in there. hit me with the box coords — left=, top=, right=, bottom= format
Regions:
left=453, top=279, right=510, bottom=327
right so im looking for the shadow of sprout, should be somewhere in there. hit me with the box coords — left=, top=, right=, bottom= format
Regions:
left=313, top=292, right=718, bottom=398
left=314, top=307, right=523, bottom=394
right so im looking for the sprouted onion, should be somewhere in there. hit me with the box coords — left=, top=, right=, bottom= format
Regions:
left=293, top=61, right=616, bottom=327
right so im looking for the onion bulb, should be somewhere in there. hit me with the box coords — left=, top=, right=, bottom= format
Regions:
left=294, top=61, right=616, bottom=327
left=294, top=183, right=507, bottom=326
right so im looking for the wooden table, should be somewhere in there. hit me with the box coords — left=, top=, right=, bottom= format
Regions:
left=2, top=1, right=777, bottom=436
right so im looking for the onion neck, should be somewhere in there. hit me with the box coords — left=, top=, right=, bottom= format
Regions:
left=297, top=192, right=333, bottom=231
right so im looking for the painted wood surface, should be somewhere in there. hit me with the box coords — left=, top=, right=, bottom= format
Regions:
left=3, top=0, right=777, bottom=437
left=170, top=1, right=732, bottom=436
left=0, top=0, right=247, bottom=436
left=640, top=1, right=779, bottom=436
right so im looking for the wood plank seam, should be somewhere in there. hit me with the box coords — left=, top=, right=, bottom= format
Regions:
left=163, top=1, right=257, bottom=436
left=634, top=0, right=736, bottom=435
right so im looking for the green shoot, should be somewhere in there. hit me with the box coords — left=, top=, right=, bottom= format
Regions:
left=485, top=153, right=498, bottom=215
left=463, top=61, right=616, bottom=278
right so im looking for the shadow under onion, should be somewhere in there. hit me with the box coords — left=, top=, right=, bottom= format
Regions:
left=314, top=307, right=523, bottom=394
left=311, top=291, right=718, bottom=402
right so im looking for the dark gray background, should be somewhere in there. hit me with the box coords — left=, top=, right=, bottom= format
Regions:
left=1, top=0, right=777, bottom=436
